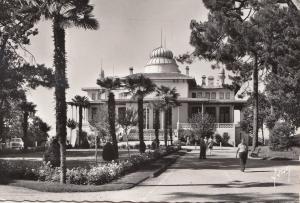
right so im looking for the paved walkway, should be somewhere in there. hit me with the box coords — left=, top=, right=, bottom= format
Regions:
left=0, top=148, right=299, bottom=202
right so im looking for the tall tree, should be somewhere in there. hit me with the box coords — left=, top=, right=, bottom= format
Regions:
left=38, top=0, right=98, bottom=183
left=123, top=74, right=156, bottom=153
left=152, top=101, right=162, bottom=148
left=156, top=86, right=180, bottom=146
left=117, top=108, right=138, bottom=156
left=0, top=1, right=53, bottom=142
left=70, top=95, right=89, bottom=147
left=97, top=77, right=121, bottom=159
left=184, top=0, right=270, bottom=152
left=19, top=101, right=36, bottom=149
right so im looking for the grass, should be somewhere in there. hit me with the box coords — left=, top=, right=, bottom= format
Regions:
left=8, top=180, right=131, bottom=192
left=0, top=149, right=139, bottom=168
left=257, top=146, right=300, bottom=160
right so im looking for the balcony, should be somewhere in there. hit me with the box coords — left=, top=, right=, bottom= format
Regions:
left=178, top=123, right=235, bottom=130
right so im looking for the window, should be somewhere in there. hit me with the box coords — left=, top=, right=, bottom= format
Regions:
left=205, top=107, right=216, bottom=120
left=205, top=92, right=210, bottom=99
left=97, top=92, right=102, bottom=100
left=118, top=107, right=126, bottom=120
left=143, top=108, right=150, bottom=129
left=197, top=92, right=202, bottom=98
left=91, top=93, right=96, bottom=100
left=91, top=107, right=97, bottom=120
left=153, top=109, right=160, bottom=129
left=225, top=92, right=231, bottom=99
left=211, top=92, right=216, bottom=99
left=219, top=92, right=224, bottom=99
left=191, top=92, right=196, bottom=98
left=219, top=107, right=230, bottom=123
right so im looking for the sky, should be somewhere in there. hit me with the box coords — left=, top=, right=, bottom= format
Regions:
left=25, top=0, right=226, bottom=136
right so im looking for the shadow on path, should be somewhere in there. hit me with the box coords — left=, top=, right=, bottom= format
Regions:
left=165, top=192, right=299, bottom=202
left=169, top=152, right=300, bottom=170
left=139, top=181, right=286, bottom=188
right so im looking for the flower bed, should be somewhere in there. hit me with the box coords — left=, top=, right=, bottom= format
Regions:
left=0, top=146, right=180, bottom=185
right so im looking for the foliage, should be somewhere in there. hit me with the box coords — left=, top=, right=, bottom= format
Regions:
left=37, top=0, right=99, bottom=183
left=102, top=142, right=116, bottom=161
left=269, top=122, right=295, bottom=151
left=222, top=133, right=230, bottom=145
left=189, top=113, right=216, bottom=139
left=1, top=146, right=181, bottom=185
left=214, top=133, right=222, bottom=145
left=70, top=95, right=89, bottom=147
left=97, top=77, right=121, bottom=159
left=43, top=137, right=60, bottom=167
left=156, top=85, right=180, bottom=146
left=123, top=74, right=156, bottom=153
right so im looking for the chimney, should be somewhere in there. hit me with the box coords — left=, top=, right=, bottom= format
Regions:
left=219, top=68, right=225, bottom=85
left=202, top=75, right=206, bottom=86
left=129, top=67, right=133, bottom=75
left=185, top=66, right=189, bottom=76
left=208, top=76, right=214, bottom=87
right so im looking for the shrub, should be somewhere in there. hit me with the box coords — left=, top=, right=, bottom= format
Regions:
left=222, top=133, right=230, bottom=145
left=0, top=160, right=40, bottom=180
left=139, top=141, right=146, bottom=152
left=102, top=142, right=116, bottom=161
left=43, top=138, right=60, bottom=167
left=67, top=167, right=88, bottom=185
left=270, top=122, right=295, bottom=151
left=214, top=133, right=222, bottom=145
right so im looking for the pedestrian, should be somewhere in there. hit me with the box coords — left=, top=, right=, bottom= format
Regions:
left=199, top=137, right=206, bottom=159
left=207, top=136, right=213, bottom=156
left=236, top=139, right=248, bottom=172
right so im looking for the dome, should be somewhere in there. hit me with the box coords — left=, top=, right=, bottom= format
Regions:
left=144, top=46, right=180, bottom=73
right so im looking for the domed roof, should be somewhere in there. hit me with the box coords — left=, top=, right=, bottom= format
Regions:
left=145, top=46, right=180, bottom=73
left=150, top=47, right=173, bottom=59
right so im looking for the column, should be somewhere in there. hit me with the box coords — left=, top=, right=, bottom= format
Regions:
left=216, top=106, right=220, bottom=123
left=161, top=111, right=164, bottom=130
left=201, top=103, right=204, bottom=118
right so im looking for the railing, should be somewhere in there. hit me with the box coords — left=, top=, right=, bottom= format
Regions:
left=178, top=123, right=235, bottom=129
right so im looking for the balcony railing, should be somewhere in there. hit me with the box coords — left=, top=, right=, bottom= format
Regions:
left=178, top=123, right=235, bottom=129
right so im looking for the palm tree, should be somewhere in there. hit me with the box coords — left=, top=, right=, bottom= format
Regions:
left=97, top=77, right=121, bottom=159
left=71, top=95, right=89, bottom=147
left=124, top=74, right=156, bottom=153
left=66, top=119, right=77, bottom=146
left=156, top=86, right=180, bottom=146
left=38, top=0, right=99, bottom=183
left=19, top=101, right=36, bottom=150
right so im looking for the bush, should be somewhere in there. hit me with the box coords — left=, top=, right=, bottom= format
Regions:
left=222, top=133, right=230, bottom=145
left=102, top=142, right=116, bottom=161
left=0, top=160, right=40, bottom=180
left=139, top=141, right=146, bottom=153
left=67, top=167, right=88, bottom=185
left=270, top=122, right=295, bottom=151
left=214, top=133, right=222, bottom=145
left=43, top=138, right=60, bottom=167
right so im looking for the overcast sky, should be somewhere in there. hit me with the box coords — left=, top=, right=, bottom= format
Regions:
left=25, top=0, right=226, bottom=136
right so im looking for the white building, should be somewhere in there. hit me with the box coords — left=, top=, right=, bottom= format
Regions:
left=78, top=46, right=247, bottom=146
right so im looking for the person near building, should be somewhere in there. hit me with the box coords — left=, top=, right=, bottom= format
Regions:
left=236, top=139, right=248, bottom=172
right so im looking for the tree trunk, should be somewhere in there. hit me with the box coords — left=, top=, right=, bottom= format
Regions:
left=164, top=109, right=168, bottom=147
left=137, top=96, right=145, bottom=153
left=252, top=54, right=259, bottom=152
left=22, top=112, right=29, bottom=150
left=53, top=17, right=67, bottom=184
left=78, top=106, right=83, bottom=147
left=154, top=108, right=160, bottom=147
left=108, top=92, right=118, bottom=159
left=168, top=107, right=173, bottom=145
left=0, top=112, right=4, bottom=143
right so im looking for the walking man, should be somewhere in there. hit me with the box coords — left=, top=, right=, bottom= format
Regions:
left=236, top=139, right=248, bottom=172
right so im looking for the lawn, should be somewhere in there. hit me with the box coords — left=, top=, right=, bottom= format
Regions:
left=0, top=149, right=139, bottom=168
left=257, top=146, right=300, bottom=160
